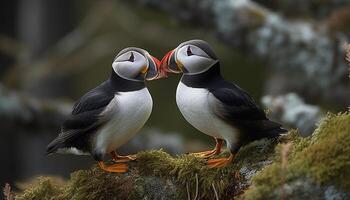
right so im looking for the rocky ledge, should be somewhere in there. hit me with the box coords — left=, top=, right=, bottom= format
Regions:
left=13, top=112, right=350, bottom=200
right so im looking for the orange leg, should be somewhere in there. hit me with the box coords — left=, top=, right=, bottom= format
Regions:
left=191, top=138, right=223, bottom=158
left=207, top=153, right=235, bottom=168
left=110, top=151, right=137, bottom=163
left=98, top=161, right=128, bottom=173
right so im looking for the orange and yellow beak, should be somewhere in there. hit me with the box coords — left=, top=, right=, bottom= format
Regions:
left=160, top=49, right=182, bottom=75
left=144, top=55, right=167, bottom=81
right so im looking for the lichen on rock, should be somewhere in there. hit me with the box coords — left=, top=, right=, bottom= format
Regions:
left=15, top=112, right=350, bottom=200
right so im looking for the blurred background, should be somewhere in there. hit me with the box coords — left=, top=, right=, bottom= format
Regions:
left=0, top=0, right=349, bottom=189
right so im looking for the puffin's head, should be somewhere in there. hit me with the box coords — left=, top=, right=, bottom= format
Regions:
left=112, top=47, right=164, bottom=81
left=160, top=39, right=218, bottom=75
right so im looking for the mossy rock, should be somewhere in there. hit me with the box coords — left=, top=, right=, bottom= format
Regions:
left=243, top=112, right=350, bottom=200
left=16, top=112, right=350, bottom=200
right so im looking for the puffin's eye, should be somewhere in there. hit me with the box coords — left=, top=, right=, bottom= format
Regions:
left=187, top=46, right=193, bottom=56
left=128, top=52, right=135, bottom=62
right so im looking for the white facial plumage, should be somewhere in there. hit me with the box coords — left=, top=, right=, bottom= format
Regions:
left=175, top=44, right=216, bottom=75
left=112, top=50, right=148, bottom=81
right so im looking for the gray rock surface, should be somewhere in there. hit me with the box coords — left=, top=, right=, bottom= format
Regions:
left=262, top=93, right=324, bottom=136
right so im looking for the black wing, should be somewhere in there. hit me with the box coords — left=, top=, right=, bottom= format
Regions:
left=209, top=80, right=286, bottom=140
left=71, top=82, right=114, bottom=115
left=47, top=81, right=115, bottom=154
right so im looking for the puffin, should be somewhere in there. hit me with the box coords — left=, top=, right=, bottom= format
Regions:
left=160, top=40, right=287, bottom=168
left=47, top=47, right=163, bottom=173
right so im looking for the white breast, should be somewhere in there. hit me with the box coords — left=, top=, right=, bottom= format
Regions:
left=95, top=88, right=152, bottom=153
left=176, top=82, right=238, bottom=145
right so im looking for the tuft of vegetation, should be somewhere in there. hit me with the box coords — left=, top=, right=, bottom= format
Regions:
left=15, top=112, right=350, bottom=199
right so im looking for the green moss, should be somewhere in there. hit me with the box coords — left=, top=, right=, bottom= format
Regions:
left=243, top=112, right=350, bottom=200
left=296, top=112, right=350, bottom=187
left=136, top=150, right=230, bottom=199
left=16, top=177, right=62, bottom=200
left=57, top=167, right=136, bottom=200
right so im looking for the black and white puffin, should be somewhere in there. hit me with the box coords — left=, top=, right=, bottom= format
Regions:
left=160, top=40, right=287, bottom=168
left=47, top=47, right=163, bottom=173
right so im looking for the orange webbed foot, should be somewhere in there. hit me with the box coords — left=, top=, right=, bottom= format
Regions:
left=189, top=138, right=223, bottom=159
left=98, top=161, right=128, bottom=173
left=207, top=154, right=235, bottom=168
left=190, top=149, right=217, bottom=158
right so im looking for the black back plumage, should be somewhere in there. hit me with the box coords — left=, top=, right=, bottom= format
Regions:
left=46, top=81, right=115, bottom=154
left=46, top=72, right=145, bottom=155
left=181, top=62, right=287, bottom=143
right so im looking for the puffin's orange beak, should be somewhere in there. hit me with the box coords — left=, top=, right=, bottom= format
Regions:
left=151, top=55, right=160, bottom=67
left=160, top=50, right=173, bottom=73
left=145, top=55, right=166, bottom=81
left=152, top=55, right=168, bottom=79
left=160, top=49, right=182, bottom=74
